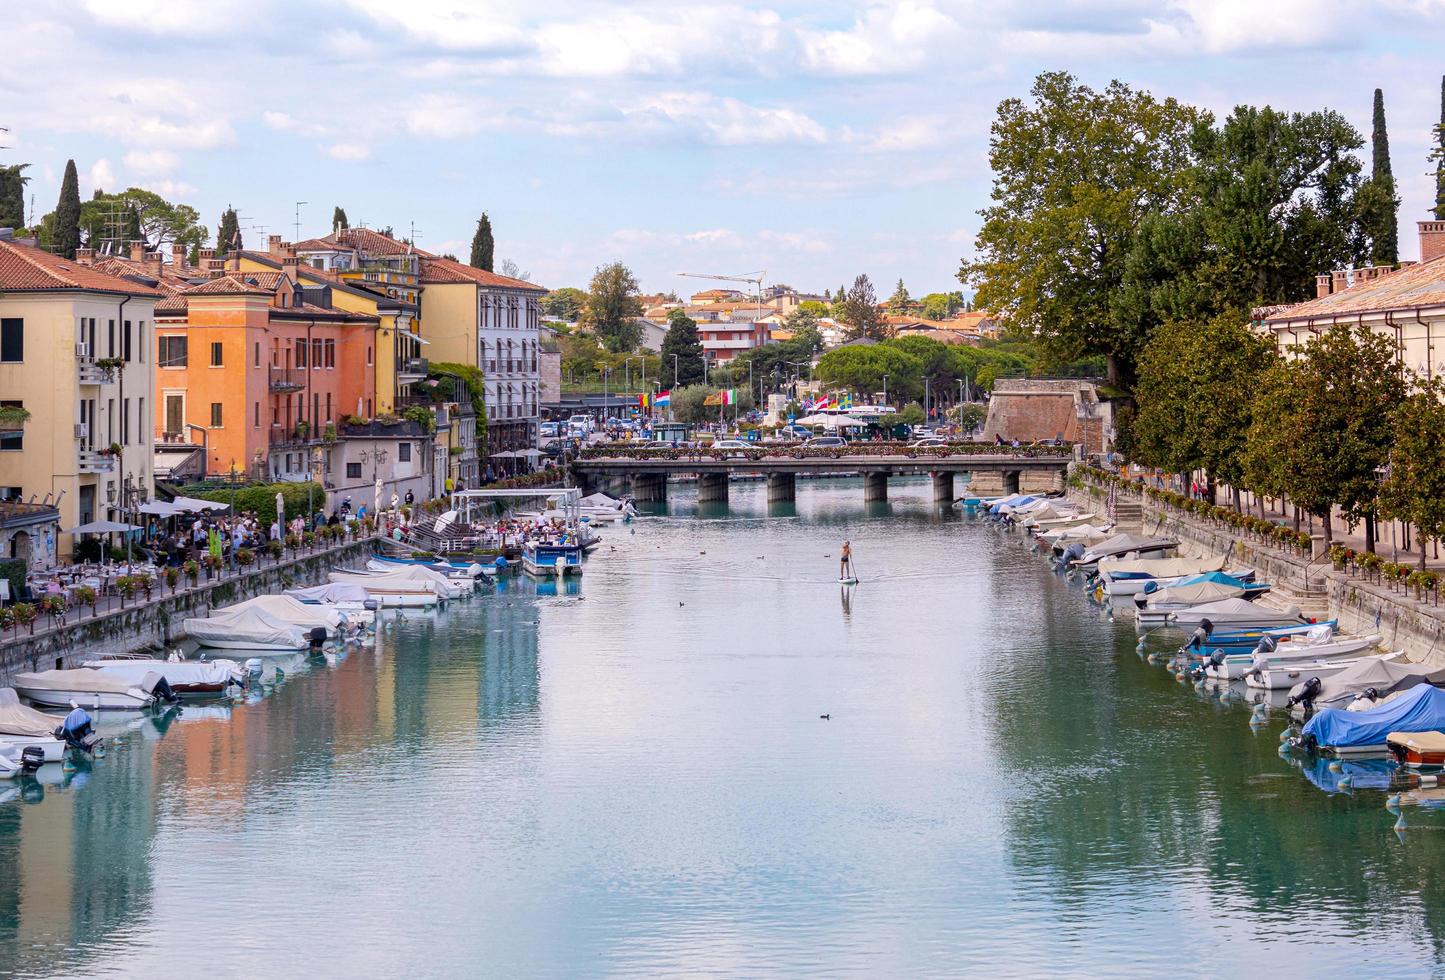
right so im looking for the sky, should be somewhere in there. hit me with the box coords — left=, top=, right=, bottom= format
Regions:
left=2, top=0, right=1444, bottom=297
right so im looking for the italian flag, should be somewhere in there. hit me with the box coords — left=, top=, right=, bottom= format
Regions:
left=721, top=388, right=737, bottom=406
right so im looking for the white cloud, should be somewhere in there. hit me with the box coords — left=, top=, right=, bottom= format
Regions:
left=327, top=142, right=373, bottom=161
left=122, top=149, right=180, bottom=176
left=759, top=230, right=832, bottom=253
left=406, top=95, right=487, bottom=139
left=342, top=0, right=535, bottom=54
left=629, top=93, right=826, bottom=145
left=801, top=2, right=962, bottom=75
left=80, top=0, right=256, bottom=37
left=263, top=111, right=331, bottom=138
left=850, top=115, right=950, bottom=152
left=146, top=179, right=199, bottom=197
left=85, top=159, right=117, bottom=196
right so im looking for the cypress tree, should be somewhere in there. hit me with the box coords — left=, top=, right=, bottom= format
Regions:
left=1369, top=87, right=1398, bottom=264
left=332, top=206, right=348, bottom=232
left=53, top=160, right=81, bottom=259
left=215, top=208, right=240, bottom=256
left=1435, top=75, right=1445, bottom=221
left=469, top=212, right=494, bottom=271
left=122, top=204, right=142, bottom=249
left=0, top=164, right=28, bottom=229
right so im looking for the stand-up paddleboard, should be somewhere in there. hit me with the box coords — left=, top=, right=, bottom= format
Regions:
left=838, top=577, right=859, bottom=585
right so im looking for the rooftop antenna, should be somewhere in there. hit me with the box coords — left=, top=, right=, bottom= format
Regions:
left=407, top=220, right=422, bottom=251
left=0, top=126, right=10, bottom=151
left=294, top=201, right=307, bottom=243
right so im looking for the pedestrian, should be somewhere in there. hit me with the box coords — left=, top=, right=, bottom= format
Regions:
left=840, top=539, right=853, bottom=581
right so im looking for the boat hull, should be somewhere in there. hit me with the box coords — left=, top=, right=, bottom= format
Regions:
left=1245, top=652, right=1400, bottom=690
left=13, top=687, right=154, bottom=710
left=0, top=735, right=65, bottom=763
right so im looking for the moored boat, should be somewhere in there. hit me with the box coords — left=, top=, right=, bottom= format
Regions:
left=326, top=570, right=443, bottom=607
left=12, top=669, right=164, bottom=710
left=0, top=689, right=66, bottom=762
left=1146, top=597, right=1308, bottom=631
left=522, top=541, right=583, bottom=577
left=1244, top=651, right=1403, bottom=690
left=1295, top=684, right=1445, bottom=757
left=183, top=606, right=314, bottom=652
left=1288, top=657, right=1445, bottom=713
left=1386, top=731, right=1445, bottom=768
left=82, top=657, right=247, bottom=694
left=1202, top=632, right=1380, bottom=681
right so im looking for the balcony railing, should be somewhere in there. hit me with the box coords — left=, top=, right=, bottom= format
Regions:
left=78, top=449, right=116, bottom=473
left=77, top=358, right=108, bottom=385
left=399, top=357, right=429, bottom=377
left=269, top=367, right=307, bottom=392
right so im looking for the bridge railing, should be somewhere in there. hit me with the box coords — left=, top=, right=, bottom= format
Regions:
left=576, top=441, right=1074, bottom=463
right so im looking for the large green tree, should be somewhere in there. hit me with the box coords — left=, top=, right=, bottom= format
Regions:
left=1242, top=326, right=1402, bottom=547
left=541, top=287, right=588, bottom=321
left=1379, top=377, right=1445, bottom=570
left=962, top=72, right=1201, bottom=386
left=469, top=212, right=494, bottom=271
left=53, top=160, right=81, bottom=259
left=0, top=164, right=28, bottom=230
left=67, top=187, right=205, bottom=255
left=660, top=309, right=705, bottom=387
left=816, top=344, right=924, bottom=403
left=1361, top=88, right=1399, bottom=265
left=215, top=207, right=240, bottom=256
left=1132, top=314, right=1276, bottom=506
left=886, top=278, right=912, bottom=312
left=332, top=206, right=349, bottom=232
left=840, top=274, right=890, bottom=341
left=582, top=261, right=643, bottom=353
left=918, top=291, right=965, bottom=320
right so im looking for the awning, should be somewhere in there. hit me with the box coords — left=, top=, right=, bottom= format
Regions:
left=491, top=450, right=518, bottom=458
left=513, top=448, right=542, bottom=458
left=138, top=501, right=184, bottom=517
left=170, top=496, right=230, bottom=513
left=66, top=520, right=142, bottom=534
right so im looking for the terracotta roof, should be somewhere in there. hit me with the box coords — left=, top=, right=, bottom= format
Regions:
left=0, top=240, right=162, bottom=296
left=1260, top=257, right=1445, bottom=323
left=293, top=237, right=353, bottom=252
left=155, top=293, right=189, bottom=315
left=184, top=275, right=274, bottom=296
left=419, top=256, right=546, bottom=292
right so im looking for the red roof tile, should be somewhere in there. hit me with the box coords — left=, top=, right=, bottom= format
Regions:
left=184, top=275, right=273, bottom=296
left=0, top=240, right=163, bottom=296
left=419, top=256, right=546, bottom=292
left=1260, top=257, right=1445, bottom=323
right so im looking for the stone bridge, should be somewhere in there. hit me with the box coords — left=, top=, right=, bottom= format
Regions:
left=570, top=452, right=1071, bottom=504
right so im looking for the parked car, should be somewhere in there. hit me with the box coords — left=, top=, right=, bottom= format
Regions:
left=908, top=438, right=948, bottom=449
left=567, top=415, right=594, bottom=433
left=540, top=422, right=560, bottom=438
left=805, top=436, right=847, bottom=448
left=709, top=439, right=757, bottom=459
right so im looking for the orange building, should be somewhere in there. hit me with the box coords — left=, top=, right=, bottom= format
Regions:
left=152, top=271, right=377, bottom=479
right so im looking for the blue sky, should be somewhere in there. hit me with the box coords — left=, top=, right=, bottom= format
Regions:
left=3, top=0, right=1444, bottom=296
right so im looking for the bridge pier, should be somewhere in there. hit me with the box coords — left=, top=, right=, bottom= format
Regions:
left=1019, top=468, right=1063, bottom=493
left=697, top=472, right=729, bottom=504
left=766, top=472, right=796, bottom=503
left=630, top=473, right=668, bottom=503
left=931, top=471, right=954, bottom=503
left=965, top=470, right=1006, bottom=497
left=863, top=472, right=889, bottom=502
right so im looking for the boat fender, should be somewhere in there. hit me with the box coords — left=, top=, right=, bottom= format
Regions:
left=19, top=746, right=45, bottom=773
left=1338, top=773, right=1354, bottom=790
left=308, top=626, right=328, bottom=649
left=363, top=598, right=380, bottom=612
left=1386, top=793, right=1402, bottom=813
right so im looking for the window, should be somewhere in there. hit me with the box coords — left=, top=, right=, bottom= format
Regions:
left=107, top=319, right=115, bottom=358
left=210, top=402, right=223, bottom=427
left=137, top=321, right=145, bottom=362
left=324, top=339, right=335, bottom=367
left=311, top=338, right=323, bottom=369
left=0, top=319, right=22, bottom=362
left=346, top=461, right=362, bottom=479
left=296, top=338, right=307, bottom=368
left=123, top=320, right=132, bottom=362
left=254, top=402, right=260, bottom=428
left=210, top=341, right=224, bottom=366
left=366, top=346, right=372, bottom=366
left=398, top=442, right=411, bottom=462
left=0, top=401, right=22, bottom=451
left=122, top=397, right=130, bottom=444
left=325, top=392, right=331, bottom=421
left=158, top=335, right=188, bottom=367
left=138, top=398, right=144, bottom=444
left=254, top=342, right=261, bottom=368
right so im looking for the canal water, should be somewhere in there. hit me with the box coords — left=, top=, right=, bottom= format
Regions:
left=2, top=478, right=1443, bottom=977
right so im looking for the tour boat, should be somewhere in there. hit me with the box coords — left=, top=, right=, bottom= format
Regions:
left=522, top=542, right=584, bottom=577
left=1147, top=597, right=1308, bottom=631
left=326, top=570, right=443, bottom=607
left=1202, top=632, right=1380, bottom=681
left=1244, top=651, right=1403, bottom=690
left=81, top=657, right=248, bottom=694
left=0, top=689, right=66, bottom=763
left=1386, top=731, right=1445, bottom=769
left=1297, top=684, right=1445, bottom=757
left=12, top=668, right=164, bottom=710
left=183, top=606, right=314, bottom=652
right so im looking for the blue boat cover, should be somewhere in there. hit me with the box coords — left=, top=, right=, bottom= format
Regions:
left=989, top=495, right=1035, bottom=514
left=1176, top=571, right=1250, bottom=588
left=1303, top=683, right=1445, bottom=748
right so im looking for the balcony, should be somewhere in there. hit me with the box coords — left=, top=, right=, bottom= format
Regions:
left=269, top=367, right=307, bottom=392
left=78, top=449, right=116, bottom=474
left=268, top=425, right=320, bottom=448
left=397, top=357, right=429, bottom=382
left=77, top=358, right=108, bottom=385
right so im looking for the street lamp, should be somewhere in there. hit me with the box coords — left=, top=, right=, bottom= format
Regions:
left=671, top=353, right=679, bottom=389
left=883, top=374, right=889, bottom=408
left=228, top=461, right=239, bottom=571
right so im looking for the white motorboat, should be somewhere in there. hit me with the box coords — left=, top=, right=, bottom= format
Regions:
left=1245, top=651, right=1403, bottom=690
left=12, top=669, right=162, bottom=710
left=1133, top=576, right=1270, bottom=621
left=366, top=557, right=482, bottom=586
left=327, top=570, right=443, bottom=607
left=335, top=563, right=463, bottom=598
left=1097, top=555, right=1234, bottom=595
left=1288, top=657, right=1445, bottom=712
left=0, top=689, right=66, bottom=762
left=1146, top=597, right=1308, bottom=631
left=285, top=582, right=380, bottom=618
left=1203, top=631, right=1381, bottom=680
left=82, top=658, right=246, bottom=694
left=522, top=541, right=584, bottom=577
left=1071, top=533, right=1177, bottom=569
left=183, top=606, right=313, bottom=652
left=214, top=594, right=371, bottom=637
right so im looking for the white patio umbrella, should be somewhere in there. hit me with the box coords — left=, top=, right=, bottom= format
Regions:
left=823, top=415, right=867, bottom=429
left=374, top=477, right=382, bottom=517
left=171, top=496, right=229, bottom=513
left=65, top=520, right=142, bottom=534
left=138, top=501, right=183, bottom=517
left=276, top=491, right=285, bottom=524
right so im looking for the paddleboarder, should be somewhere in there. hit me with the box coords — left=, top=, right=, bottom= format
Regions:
left=840, top=540, right=854, bottom=582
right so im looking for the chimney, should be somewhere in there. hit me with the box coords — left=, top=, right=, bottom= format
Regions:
left=282, top=247, right=299, bottom=281
left=1420, top=221, right=1445, bottom=264
left=171, top=244, right=187, bottom=269
left=144, top=251, right=164, bottom=276
left=128, top=240, right=145, bottom=263
left=1332, top=269, right=1350, bottom=293
left=198, top=248, right=215, bottom=263
left=206, top=258, right=226, bottom=271
left=75, top=247, right=94, bottom=266
left=268, top=234, right=283, bottom=256
left=1316, top=274, right=1332, bottom=299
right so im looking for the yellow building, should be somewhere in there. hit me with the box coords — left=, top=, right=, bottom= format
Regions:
left=0, top=236, right=160, bottom=558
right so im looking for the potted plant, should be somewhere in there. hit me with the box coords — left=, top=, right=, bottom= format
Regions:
left=40, top=594, right=67, bottom=627
left=267, top=539, right=284, bottom=563
left=0, top=606, right=13, bottom=636
left=237, top=547, right=255, bottom=568
left=303, top=530, right=317, bottom=550
left=139, top=572, right=154, bottom=600
left=116, top=574, right=137, bottom=605
left=164, top=566, right=180, bottom=594
left=202, top=553, right=223, bottom=578
left=295, top=419, right=310, bottom=441
left=0, top=404, right=31, bottom=429
left=183, top=558, right=200, bottom=586
left=11, top=601, right=35, bottom=634
left=73, top=584, right=98, bottom=617
left=95, top=356, right=124, bottom=380
left=285, top=532, right=300, bottom=557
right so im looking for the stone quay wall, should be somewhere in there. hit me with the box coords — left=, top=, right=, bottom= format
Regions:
left=0, top=540, right=374, bottom=682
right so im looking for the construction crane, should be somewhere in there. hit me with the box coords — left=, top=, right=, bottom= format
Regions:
left=676, top=270, right=767, bottom=306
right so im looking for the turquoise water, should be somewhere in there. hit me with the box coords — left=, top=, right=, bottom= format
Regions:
left=2, top=477, right=1444, bottom=978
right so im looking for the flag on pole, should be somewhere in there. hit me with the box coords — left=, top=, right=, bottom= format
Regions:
left=655, top=390, right=671, bottom=407
left=721, top=388, right=737, bottom=406
left=639, top=392, right=650, bottom=410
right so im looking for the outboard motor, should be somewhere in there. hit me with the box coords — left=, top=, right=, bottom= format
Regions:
left=1208, top=649, right=1227, bottom=668
left=19, top=745, right=45, bottom=774
left=55, top=707, right=102, bottom=756
left=1143, top=581, right=1160, bottom=595
left=1361, top=686, right=1381, bottom=703
left=308, top=626, right=328, bottom=650
left=1253, top=635, right=1278, bottom=656
left=1288, top=675, right=1323, bottom=708
left=363, top=598, right=380, bottom=613
left=1198, top=619, right=1214, bottom=639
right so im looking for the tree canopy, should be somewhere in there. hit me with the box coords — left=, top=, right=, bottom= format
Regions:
left=1379, top=377, right=1445, bottom=569
left=840, top=274, right=890, bottom=341
left=541, top=287, right=587, bottom=321
left=216, top=207, right=241, bottom=255
left=53, top=161, right=82, bottom=259
left=660, top=309, right=705, bottom=387
left=333, top=206, right=349, bottom=232
left=73, top=187, right=206, bottom=255
left=0, top=164, right=28, bottom=229
left=470, top=213, right=494, bottom=271
left=582, top=261, right=643, bottom=353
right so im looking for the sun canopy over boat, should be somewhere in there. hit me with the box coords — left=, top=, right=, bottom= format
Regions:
left=1290, top=657, right=1445, bottom=708
left=13, top=669, right=162, bottom=698
left=0, top=688, right=60, bottom=737
left=216, top=595, right=344, bottom=630
left=1141, top=578, right=1248, bottom=607
left=1075, top=533, right=1177, bottom=565
left=579, top=492, right=621, bottom=509
left=1100, top=555, right=1227, bottom=578
left=183, top=607, right=310, bottom=650
left=286, top=583, right=371, bottom=604
left=1167, top=597, right=1306, bottom=629
left=1302, top=683, right=1445, bottom=749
